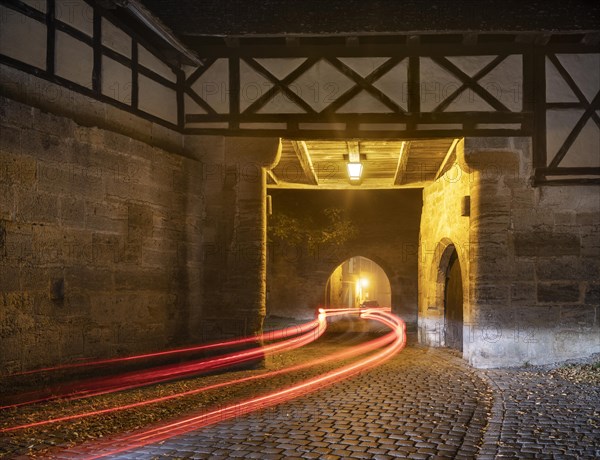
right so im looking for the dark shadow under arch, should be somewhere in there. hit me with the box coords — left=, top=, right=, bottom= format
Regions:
left=431, top=240, right=465, bottom=351
left=444, top=249, right=463, bottom=350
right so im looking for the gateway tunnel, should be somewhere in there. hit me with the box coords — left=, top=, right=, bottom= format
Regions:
left=264, top=139, right=468, bottom=352
left=0, top=0, right=599, bottom=457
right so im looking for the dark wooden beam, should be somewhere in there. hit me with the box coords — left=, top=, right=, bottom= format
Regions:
left=462, top=33, right=478, bottom=45
left=46, top=0, right=56, bottom=74
left=536, top=167, right=600, bottom=176
left=432, top=55, right=510, bottom=112
left=346, top=36, right=360, bottom=47
left=323, top=57, right=406, bottom=114
left=285, top=37, right=300, bottom=47
left=229, top=56, right=240, bottom=129
left=535, top=33, right=552, bottom=46
left=532, top=46, right=547, bottom=170
left=240, top=57, right=318, bottom=115
left=533, top=177, right=600, bottom=186
left=176, top=69, right=185, bottom=129
left=582, top=32, right=600, bottom=46
left=131, top=39, right=139, bottom=109
left=92, top=5, right=102, bottom=95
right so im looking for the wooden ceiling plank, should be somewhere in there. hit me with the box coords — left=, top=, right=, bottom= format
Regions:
left=393, top=141, right=410, bottom=185
left=434, top=138, right=461, bottom=180
left=291, top=140, right=319, bottom=185
left=267, top=169, right=279, bottom=185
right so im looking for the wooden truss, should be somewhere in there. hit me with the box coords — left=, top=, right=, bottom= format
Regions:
left=0, top=0, right=598, bottom=185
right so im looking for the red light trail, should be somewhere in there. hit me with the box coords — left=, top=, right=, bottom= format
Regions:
left=1, top=308, right=405, bottom=460
left=11, top=318, right=323, bottom=376
left=0, top=315, right=396, bottom=433
left=54, top=308, right=405, bottom=459
left=1, top=316, right=325, bottom=409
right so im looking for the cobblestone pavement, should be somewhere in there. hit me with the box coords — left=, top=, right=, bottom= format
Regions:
left=5, top=342, right=599, bottom=459
left=478, top=367, right=600, bottom=459
left=81, top=346, right=493, bottom=460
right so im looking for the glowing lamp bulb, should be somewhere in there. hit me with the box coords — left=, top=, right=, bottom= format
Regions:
left=360, top=277, right=369, bottom=288
left=347, top=162, right=363, bottom=181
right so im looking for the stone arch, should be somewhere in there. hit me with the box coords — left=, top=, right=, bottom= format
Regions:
left=324, top=256, right=392, bottom=309
left=265, top=189, right=421, bottom=325
left=428, top=237, right=468, bottom=349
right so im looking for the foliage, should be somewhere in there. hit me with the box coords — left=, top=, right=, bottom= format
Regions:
left=268, top=208, right=358, bottom=248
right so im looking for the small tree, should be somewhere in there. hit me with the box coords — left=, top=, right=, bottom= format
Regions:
left=268, top=207, right=358, bottom=249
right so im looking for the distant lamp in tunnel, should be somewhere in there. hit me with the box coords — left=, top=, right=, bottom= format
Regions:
left=347, top=162, right=363, bottom=182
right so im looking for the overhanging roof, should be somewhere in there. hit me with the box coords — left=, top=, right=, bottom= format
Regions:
left=139, top=0, right=600, bottom=41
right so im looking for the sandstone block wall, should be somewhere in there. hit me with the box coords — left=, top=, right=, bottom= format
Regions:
left=0, top=96, right=204, bottom=374
left=191, top=136, right=280, bottom=339
left=419, top=137, right=600, bottom=368
left=466, top=138, right=599, bottom=367
left=418, top=139, right=471, bottom=346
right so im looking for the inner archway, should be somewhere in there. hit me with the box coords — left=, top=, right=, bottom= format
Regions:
left=325, top=256, right=392, bottom=309
left=444, top=249, right=464, bottom=351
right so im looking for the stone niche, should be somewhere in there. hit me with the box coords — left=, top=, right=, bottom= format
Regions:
left=419, top=137, right=600, bottom=368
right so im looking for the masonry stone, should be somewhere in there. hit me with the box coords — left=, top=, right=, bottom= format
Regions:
left=513, top=232, right=580, bottom=257
left=510, top=282, right=537, bottom=305
left=419, top=137, right=600, bottom=367
left=0, top=94, right=207, bottom=373
left=537, top=282, right=581, bottom=303
left=559, top=305, right=596, bottom=327
left=585, top=283, right=600, bottom=305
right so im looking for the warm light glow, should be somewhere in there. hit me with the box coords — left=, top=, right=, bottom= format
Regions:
left=360, top=277, right=369, bottom=288
left=347, top=162, right=363, bottom=181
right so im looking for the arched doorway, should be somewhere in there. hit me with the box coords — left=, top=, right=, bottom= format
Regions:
left=325, top=256, right=392, bottom=308
left=444, top=248, right=463, bottom=351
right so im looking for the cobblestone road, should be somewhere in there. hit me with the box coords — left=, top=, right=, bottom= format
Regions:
left=479, top=367, right=600, bottom=459
left=92, top=346, right=492, bottom=460
left=5, top=341, right=599, bottom=459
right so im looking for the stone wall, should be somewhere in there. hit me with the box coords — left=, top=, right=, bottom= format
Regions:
left=193, top=136, right=280, bottom=339
left=418, top=139, right=471, bottom=347
left=267, top=189, right=422, bottom=325
left=419, top=137, right=600, bottom=368
left=0, top=95, right=204, bottom=374
left=466, top=138, right=599, bottom=367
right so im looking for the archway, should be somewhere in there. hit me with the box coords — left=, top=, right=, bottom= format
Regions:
left=444, top=249, right=463, bottom=351
left=325, top=256, right=392, bottom=309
